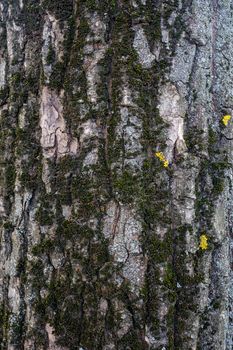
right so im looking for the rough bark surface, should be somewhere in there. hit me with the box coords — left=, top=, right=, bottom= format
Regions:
left=0, top=0, right=233, bottom=349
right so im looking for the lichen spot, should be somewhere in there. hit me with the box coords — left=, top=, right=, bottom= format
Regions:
left=155, top=152, right=169, bottom=168
left=222, top=115, right=231, bottom=126
left=199, top=234, right=208, bottom=250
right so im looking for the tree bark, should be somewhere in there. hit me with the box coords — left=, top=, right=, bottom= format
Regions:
left=0, top=0, right=232, bottom=349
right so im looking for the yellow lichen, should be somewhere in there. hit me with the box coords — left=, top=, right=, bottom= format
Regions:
left=155, top=152, right=165, bottom=162
left=155, top=152, right=169, bottom=168
left=222, top=115, right=231, bottom=126
left=199, top=234, right=208, bottom=250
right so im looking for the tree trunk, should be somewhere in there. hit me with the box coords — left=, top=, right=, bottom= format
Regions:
left=0, top=0, right=232, bottom=349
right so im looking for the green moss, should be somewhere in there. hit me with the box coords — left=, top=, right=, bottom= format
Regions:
left=149, top=235, right=173, bottom=264
left=44, top=274, right=85, bottom=348
left=42, top=0, right=73, bottom=21
left=20, top=163, right=42, bottom=191
left=140, top=194, right=170, bottom=226
left=170, top=12, right=185, bottom=50
left=143, top=2, right=162, bottom=47
left=0, top=87, right=9, bottom=106
left=16, top=257, right=26, bottom=277
left=21, top=1, right=42, bottom=36
left=0, top=303, right=10, bottom=347
left=212, top=298, right=221, bottom=310
left=164, top=264, right=176, bottom=290
left=10, top=314, right=25, bottom=346
left=46, top=44, right=56, bottom=65
left=61, top=156, right=77, bottom=171
left=140, top=279, right=149, bottom=302
left=14, top=106, right=42, bottom=191
left=113, top=171, right=139, bottom=203
left=9, top=71, right=29, bottom=103
left=84, top=0, right=116, bottom=13
left=35, top=199, right=54, bottom=226
left=49, top=61, right=66, bottom=90
left=29, top=260, right=46, bottom=290
left=184, top=128, right=205, bottom=153
left=55, top=220, right=94, bottom=242
left=10, top=72, right=22, bottom=86
left=54, top=15, right=76, bottom=93
left=32, top=239, right=54, bottom=256
left=0, top=23, right=6, bottom=47
left=211, top=161, right=230, bottom=171
left=208, top=126, right=218, bottom=146
left=59, top=219, right=78, bottom=235
left=90, top=241, right=110, bottom=268
left=64, top=16, right=76, bottom=53
left=194, top=150, right=227, bottom=234
left=176, top=224, right=193, bottom=235
left=212, top=176, right=225, bottom=195
left=3, top=221, right=14, bottom=230
left=117, top=329, right=147, bottom=350
left=5, top=163, right=16, bottom=193
left=75, top=16, right=90, bottom=49
left=70, top=175, right=97, bottom=218
left=25, top=71, right=40, bottom=95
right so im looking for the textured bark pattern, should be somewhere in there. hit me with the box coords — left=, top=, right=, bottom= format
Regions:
left=0, top=0, right=233, bottom=349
